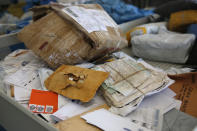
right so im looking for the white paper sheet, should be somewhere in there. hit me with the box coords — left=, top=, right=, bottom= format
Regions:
left=166, top=67, right=194, bottom=75
left=139, top=88, right=179, bottom=114
left=81, top=109, right=151, bottom=131
left=2, top=49, right=46, bottom=75
left=58, top=95, right=69, bottom=109
left=62, top=6, right=117, bottom=33
left=51, top=95, right=106, bottom=122
left=75, top=62, right=95, bottom=69
left=14, top=85, right=31, bottom=101
left=126, top=108, right=163, bottom=131
left=38, top=68, right=54, bottom=91
left=174, top=100, right=182, bottom=110
left=4, top=66, right=42, bottom=91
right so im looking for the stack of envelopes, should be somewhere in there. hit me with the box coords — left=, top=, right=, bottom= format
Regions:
left=95, top=58, right=172, bottom=116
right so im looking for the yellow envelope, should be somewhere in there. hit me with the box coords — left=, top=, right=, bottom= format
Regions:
left=45, top=65, right=109, bottom=102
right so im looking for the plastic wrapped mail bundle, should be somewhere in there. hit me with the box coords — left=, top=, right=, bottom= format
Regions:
left=18, top=4, right=127, bottom=69
left=94, top=57, right=173, bottom=116
left=129, top=22, right=196, bottom=64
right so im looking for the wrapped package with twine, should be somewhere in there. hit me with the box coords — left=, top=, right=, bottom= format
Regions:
left=94, top=57, right=173, bottom=116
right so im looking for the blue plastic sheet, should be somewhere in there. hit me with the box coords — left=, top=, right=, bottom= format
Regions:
left=85, top=0, right=153, bottom=24
left=5, top=16, right=32, bottom=34
left=187, top=24, right=197, bottom=38
left=186, top=24, right=197, bottom=64
left=23, top=0, right=56, bottom=12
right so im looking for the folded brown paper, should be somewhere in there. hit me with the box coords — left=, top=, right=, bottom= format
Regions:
left=169, top=72, right=197, bottom=118
left=45, top=65, right=109, bottom=102
left=54, top=104, right=109, bottom=131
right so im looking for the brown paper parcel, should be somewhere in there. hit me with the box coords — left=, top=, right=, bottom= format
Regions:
left=169, top=72, right=197, bottom=118
left=45, top=65, right=109, bottom=102
left=18, top=4, right=127, bottom=69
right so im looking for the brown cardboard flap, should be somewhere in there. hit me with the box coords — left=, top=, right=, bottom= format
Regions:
left=169, top=72, right=197, bottom=117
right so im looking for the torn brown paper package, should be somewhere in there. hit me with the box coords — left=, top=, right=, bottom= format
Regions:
left=94, top=58, right=172, bottom=116
left=51, top=4, right=127, bottom=49
left=45, top=65, right=109, bottom=102
left=169, top=72, right=197, bottom=118
left=30, top=5, right=53, bottom=21
left=18, top=4, right=127, bottom=68
left=54, top=104, right=109, bottom=131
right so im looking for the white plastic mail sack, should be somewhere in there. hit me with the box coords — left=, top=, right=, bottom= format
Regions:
left=130, top=23, right=196, bottom=64
left=129, top=22, right=167, bottom=38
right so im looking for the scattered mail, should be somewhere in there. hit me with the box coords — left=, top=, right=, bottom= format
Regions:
left=51, top=95, right=106, bottom=122
left=4, top=66, right=42, bottom=91
left=0, top=49, right=46, bottom=95
left=2, top=49, right=46, bottom=74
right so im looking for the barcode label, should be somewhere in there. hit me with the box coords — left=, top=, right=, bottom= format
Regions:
left=45, top=105, right=53, bottom=113
left=65, top=8, right=78, bottom=18
left=62, top=6, right=111, bottom=33
left=36, top=105, right=45, bottom=113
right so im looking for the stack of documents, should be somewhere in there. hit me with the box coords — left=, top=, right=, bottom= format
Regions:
left=4, top=66, right=43, bottom=104
left=1, top=49, right=47, bottom=103
left=94, top=57, right=173, bottom=116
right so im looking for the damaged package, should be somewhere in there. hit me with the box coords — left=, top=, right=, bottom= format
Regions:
left=17, top=4, right=127, bottom=68
left=94, top=57, right=173, bottom=116
left=45, top=65, right=109, bottom=102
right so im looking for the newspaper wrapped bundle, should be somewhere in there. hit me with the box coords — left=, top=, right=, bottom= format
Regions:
left=94, top=57, right=173, bottom=116
left=18, top=4, right=127, bottom=68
